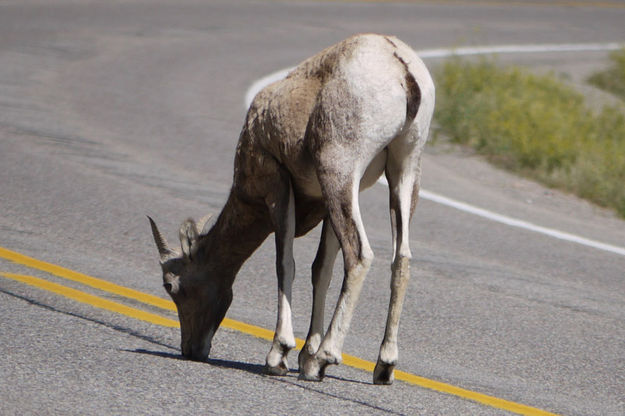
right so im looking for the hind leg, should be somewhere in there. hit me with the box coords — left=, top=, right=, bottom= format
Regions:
left=299, top=157, right=375, bottom=381
left=373, top=140, right=423, bottom=385
left=298, top=77, right=406, bottom=381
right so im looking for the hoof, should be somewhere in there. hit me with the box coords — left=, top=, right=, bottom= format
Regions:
left=297, top=348, right=315, bottom=372
left=373, top=361, right=395, bottom=385
left=297, top=371, right=323, bottom=382
left=264, top=361, right=289, bottom=376
left=298, top=354, right=329, bottom=382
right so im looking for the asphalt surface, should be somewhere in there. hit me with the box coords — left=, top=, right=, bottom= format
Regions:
left=1, top=1, right=624, bottom=415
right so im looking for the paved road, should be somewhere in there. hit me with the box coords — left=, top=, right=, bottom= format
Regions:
left=1, top=1, right=624, bottom=415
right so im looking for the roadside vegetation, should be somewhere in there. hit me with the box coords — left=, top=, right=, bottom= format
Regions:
left=587, top=47, right=625, bottom=101
left=432, top=55, right=625, bottom=218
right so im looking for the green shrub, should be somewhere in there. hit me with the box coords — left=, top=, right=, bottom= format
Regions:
left=588, top=47, right=625, bottom=100
left=433, top=57, right=625, bottom=218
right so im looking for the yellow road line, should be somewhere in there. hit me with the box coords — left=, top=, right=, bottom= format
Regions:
left=0, top=245, right=288, bottom=338
left=0, top=246, right=560, bottom=416
left=1, top=272, right=179, bottom=328
left=0, top=246, right=174, bottom=311
left=393, top=370, right=555, bottom=416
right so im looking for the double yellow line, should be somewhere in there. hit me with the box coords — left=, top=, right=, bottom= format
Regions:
left=0, top=245, right=559, bottom=416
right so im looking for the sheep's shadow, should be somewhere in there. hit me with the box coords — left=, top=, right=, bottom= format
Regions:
left=124, top=348, right=369, bottom=385
left=125, top=348, right=403, bottom=413
left=124, top=348, right=266, bottom=375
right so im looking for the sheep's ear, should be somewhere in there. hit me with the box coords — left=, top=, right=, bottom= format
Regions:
left=198, top=213, right=215, bottom=235
left=179, top=218, right=199, bottom=259
left=148, top=216, right=174, bottom=261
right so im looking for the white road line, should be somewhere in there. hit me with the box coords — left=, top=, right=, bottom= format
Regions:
left=244, top=42, right=625, bottom=257
left=420, top=189, right=625, bottom=256
left=245, top=68, right=292, bottom=111
left=418, top=42, right=622, bottom=58
left=245, top=42, right=622, bottom=109
left=377, top=177, right=625, bottom=256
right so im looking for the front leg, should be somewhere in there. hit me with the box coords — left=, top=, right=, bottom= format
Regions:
left=264, top=169, right=297, bottom=376
left=298, top=219, right=340, bottom=371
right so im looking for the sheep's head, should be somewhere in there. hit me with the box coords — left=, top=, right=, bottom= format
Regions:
left=148, top=216, right=232, bottom=361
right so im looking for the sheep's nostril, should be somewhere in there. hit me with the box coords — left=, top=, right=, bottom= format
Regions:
left=163, top=283, right=173, bottom=293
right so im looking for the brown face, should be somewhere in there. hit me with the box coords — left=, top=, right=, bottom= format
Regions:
left=160, top=257, right=232, bottom=361
left=149, top=217, right=232, bottom=362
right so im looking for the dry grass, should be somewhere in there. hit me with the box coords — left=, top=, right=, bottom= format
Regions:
left=433, top=57, right=625, bottom=218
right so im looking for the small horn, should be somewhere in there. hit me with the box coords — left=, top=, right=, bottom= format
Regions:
left=179, top=218, right=199, bottom=259
left=148, top=216, right=172, bottom=260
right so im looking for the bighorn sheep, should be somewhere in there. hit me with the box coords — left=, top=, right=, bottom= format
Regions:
left=149, top=33, right=434, bottom=384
